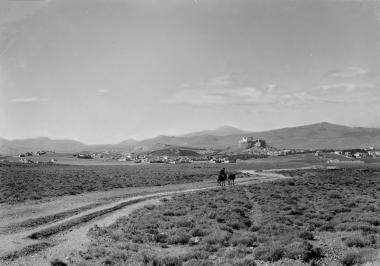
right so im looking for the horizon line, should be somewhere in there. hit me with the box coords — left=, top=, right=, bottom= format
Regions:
left=1, top=121, right=379, bottom=145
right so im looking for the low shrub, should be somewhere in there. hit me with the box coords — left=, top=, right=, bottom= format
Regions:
left=152, top=256, right=183, bottom=266
left=233, top=257, right=257, bottom=266
left=341, top=250, right=377, bottom=266
left=191, top=227, right=209, bottom=237
left=343, top=235, right=371, bottom=248
left=220, top=257, right=257, bottom=266
left=229, top=221, right=250, bottom=230
left=341, top=252, right=365, bottom=266
left=181, top=250, right=211, bottom=261
left=183, top=259, right=213, bottom=266
left=169, top=231, right=191, bottom=245
left=154, top=233, right=168, bottom=243
left=204, top=243, right=219, bottom=252
left=328, top=191, right=342, bottom=199
left=253, top=245, right=285, bottom=262
left=318, top=222, right=336, bottom=232
left=230, top=232, right=258, bottom=247
left=176, top=219, right=194, bottom=228
left=50, top=259, right=68, bottom=266
left=249, top=225, right=260, bottom=232
left=285, top=241, right=323, bottom=262
left=204, top=231, right=231, bottom=246
left=298, top=230, right=314, bottom=240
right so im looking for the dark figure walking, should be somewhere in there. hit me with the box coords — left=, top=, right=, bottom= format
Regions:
left=228, top=173, right=236, bottom=185
left=218, top=168, right=227, bottom=186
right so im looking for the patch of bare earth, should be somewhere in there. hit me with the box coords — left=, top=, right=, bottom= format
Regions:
left=70, top=168, right=380, bottom=266
left=0, top=172, right=280, bottom=266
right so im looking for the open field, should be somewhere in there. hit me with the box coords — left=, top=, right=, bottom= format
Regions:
left=72, top=168, right=380, bottom=266
left=0, top=172, right=286, bottom=266
left=0, top=155, right=329, bottom=204
left=0, top=163, right=222, bottom=204
left=2, top=157, right=380, bottom=265
left=3, top=153, right=148, bottom=165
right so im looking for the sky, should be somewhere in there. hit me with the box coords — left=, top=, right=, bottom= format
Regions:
left=0, top=0, right=379, bottom=144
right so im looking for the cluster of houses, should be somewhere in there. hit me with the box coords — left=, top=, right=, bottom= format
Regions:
left=70, top=138, right=328, bottom=165
left=330, top=148, right=380, bottom=159
left=146, top=156, right=232, bottom=164
left=250, top=149, right=308, bottom=156
left=19, top=158, right=57, bottom=164
left=72, top=151, right=234, bottom=164
left=312, top=148, right=380, bottom=164
left=12, top=137, right=380, bottom=165
left=120, top=153, right=229, bottom=164
left=19, top=158, right=36, bottom=163
left=17, top=150, right=56, bottom=164
left=18, top=150, right=55, bottom=157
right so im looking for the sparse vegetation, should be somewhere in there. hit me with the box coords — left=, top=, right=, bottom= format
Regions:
left=0, top=162, right=233, bottom=203
left=73, top=168, right=380, bottom=265
left=341, top=249, right=378, bottom=266
left=0, top=155, right=317, bottom=204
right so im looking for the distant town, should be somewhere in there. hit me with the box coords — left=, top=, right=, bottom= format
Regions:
left=6, top=136, right=380, bottom=165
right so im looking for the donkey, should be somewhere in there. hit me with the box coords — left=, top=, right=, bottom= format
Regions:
left=228, top=173, right=236, bottom=186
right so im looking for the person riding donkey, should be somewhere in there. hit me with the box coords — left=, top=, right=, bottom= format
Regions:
left=218, top=168, right=236, bottom=186
left=218, top=167, right=227, bottom=186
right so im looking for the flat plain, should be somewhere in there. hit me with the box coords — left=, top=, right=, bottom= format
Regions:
left=0, top=154, right=324, bottom=204
left=1, top=155, right=380, bottom=266
left=74, top=168, right=380, bottom=266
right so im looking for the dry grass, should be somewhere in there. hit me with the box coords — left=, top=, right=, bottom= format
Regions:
left=0, top=163, right=228, bottom=203
left=72, top=168, right=380, bottom=265
left=0, top=154, right=327, bottom=204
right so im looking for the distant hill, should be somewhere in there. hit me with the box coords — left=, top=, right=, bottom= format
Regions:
left=2, top=122, right=380, bottom=155
left=118, top=139, right=139, bottom=146
left=249, top=122, right=380, bottom=150
left=0, top=137, right=86, bottom=155
left=148, top=147, right=201, bottom=157
left=86, top=139, right=139, bottom=152
left=182, top=125, right=247, bottom=137
left=129, top=122, right=380, bottom=151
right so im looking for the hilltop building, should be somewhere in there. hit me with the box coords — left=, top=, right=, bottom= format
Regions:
left=239, top=137, right=267, bottom=149
left=239, top=136, right=254, bottom=145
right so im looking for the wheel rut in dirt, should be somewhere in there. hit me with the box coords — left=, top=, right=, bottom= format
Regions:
left=28, top=196, right=158, bottom=240
left=0, top=172, right=289, bottom=265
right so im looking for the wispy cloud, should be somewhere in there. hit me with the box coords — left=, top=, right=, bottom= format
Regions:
left=201, top=74, right=236, bottom=87
left=327, top=67, right=369, bottom=78
left=11, top=97, right=44, bottom=103
left=171, top=83, right=296, bottom=106
left=310, top=83, right=375, bottom=95
left=97, top=89, right=110, bottom=94
left=298, top=83, right=379, bottom=104
left=171, top=77, right=379, bottom=108
left=180, top=83, right=191, bottom=88
left=172, top=75, right=287, bottom=106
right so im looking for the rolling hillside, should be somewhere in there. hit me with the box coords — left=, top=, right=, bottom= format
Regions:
left=148, top=147, right=201, bottom=157
left=131, top=122, right=380, bottom=151
left=248, top=122, right=380, bottom=149
left=181, top=125, right=247, bottom=137
left=0, top=137, right=86, bottom=155
left=2, top=122, right=380, bottom=155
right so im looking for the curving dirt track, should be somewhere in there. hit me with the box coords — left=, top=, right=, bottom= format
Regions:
left=0, top=171, right=288, bottom=266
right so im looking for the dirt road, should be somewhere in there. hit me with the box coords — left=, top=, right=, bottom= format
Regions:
left=0, top=171, right=287, bottom=266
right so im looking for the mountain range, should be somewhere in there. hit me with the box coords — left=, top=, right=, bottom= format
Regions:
left=2, top=122, right=380, bottom=155
left=181, top=126, right=247, bottom=137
